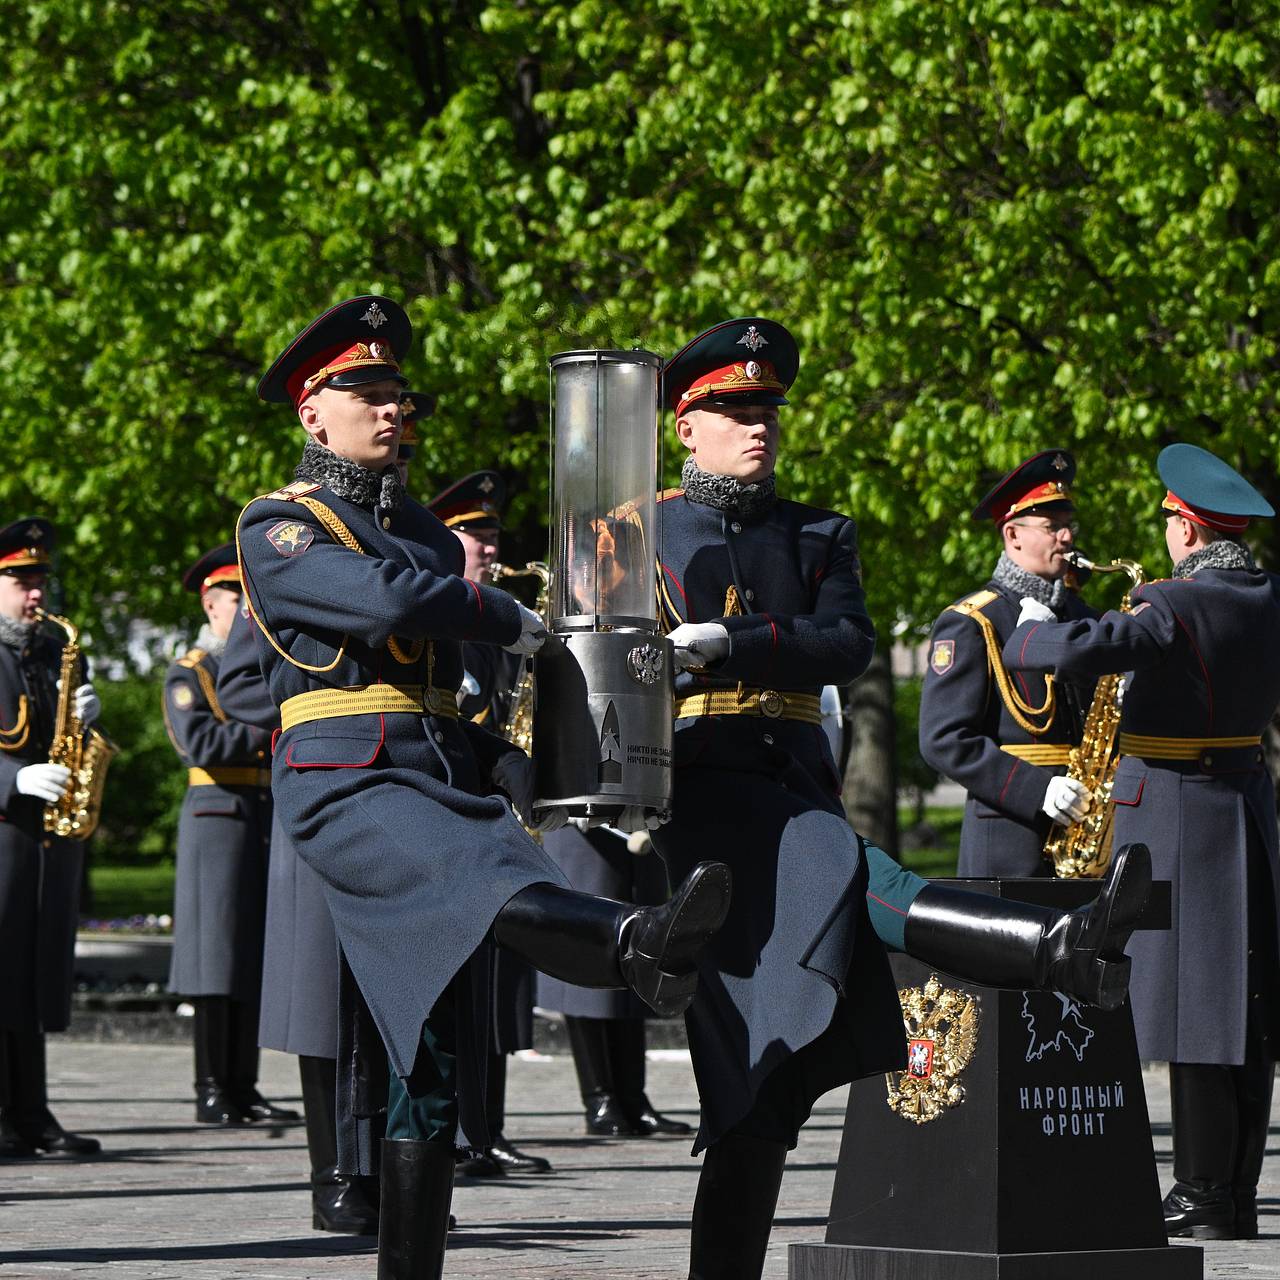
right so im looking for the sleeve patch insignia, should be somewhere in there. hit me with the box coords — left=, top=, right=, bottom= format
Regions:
left=171, top=685, right=194, bottom=709
left=266, top=520, right=314, bottom=557
left=930, top=639, right=955, bottom=675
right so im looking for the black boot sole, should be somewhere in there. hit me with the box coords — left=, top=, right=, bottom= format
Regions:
left=313, top=1211, right=379, bottom=1235
left=625, top=862, right=731, bottom=1017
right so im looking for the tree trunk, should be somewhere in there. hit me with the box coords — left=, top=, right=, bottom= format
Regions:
left=842, top=646, right=899, bottom=858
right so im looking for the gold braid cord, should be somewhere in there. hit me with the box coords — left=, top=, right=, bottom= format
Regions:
left=0, top=695, right=30, bottom=751
left=235, top=494, right=429, bottom=674
left=947, top=595, right=1055, bottom=737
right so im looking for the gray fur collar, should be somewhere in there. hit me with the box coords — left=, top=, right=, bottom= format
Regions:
left=1176, top=539, right=1256, bottom=579
left=992, top=553, right=1070, bottom=615
left=194, top=623, right=227, bottom=659
left=681, top=456, right=777, bottom=518
left=0, top=615, right=35, bottom=651
left=295, top=440, right=403, bottom=517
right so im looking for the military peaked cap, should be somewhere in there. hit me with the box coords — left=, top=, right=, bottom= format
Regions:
left=973, top=450, right=1076, bottom=525
left=1159, top=443, right=1274, bottom=532
left=427, top=471, right=505, bottom=530
left=182, top=543, right=241, bottom=595
left=662, top=318, right=799, bottom=414
left=399, top=391, right=437, bottom=457
left=0, top=518, right=54, bottom=575
left=258, top=295, right=411, bottom=408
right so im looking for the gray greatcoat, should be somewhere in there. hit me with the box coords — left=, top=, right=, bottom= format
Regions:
left=163, top=644, right=272, bottom=1000
left=217, top=604, right=340, bottom=1058
left=1004, top=564, right=1280, bottom=1064
left=0, top=629, right=81, bottom=1032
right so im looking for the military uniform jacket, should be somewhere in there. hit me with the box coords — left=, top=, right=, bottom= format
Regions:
left=0, top=629, right=81, bottom=1032
left=1004, top=567, right=1280, bottom=1063
left=164, top=644, right=272, bottom=999
left=919, top=580, right=1095, bottom=877
left=651, top=490, right=924, bottom=1152
left=236, top=481, right=567, bottom=1085
left=217, top=605, right=340, bottom=1057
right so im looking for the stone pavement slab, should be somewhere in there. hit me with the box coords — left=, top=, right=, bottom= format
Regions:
left=0, top=1045, right=1277, bottom=1278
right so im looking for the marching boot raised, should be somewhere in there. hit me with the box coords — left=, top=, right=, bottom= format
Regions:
left=493, top=861, right=732, bottom=1018
left=1163, top=1062, right=1238, bottom=1239
left=901, top=841, right=1152, bottom=1011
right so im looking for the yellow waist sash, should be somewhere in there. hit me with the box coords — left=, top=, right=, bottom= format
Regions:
left=280, top=684, right=461, bottom=733
left=188, top=766, right=272, bottom=788
left=1118, top=732, right=1262, bottom=761
left=673, top=688, right=823, bottom=726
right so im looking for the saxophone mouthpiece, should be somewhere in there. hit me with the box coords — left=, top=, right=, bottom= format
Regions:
left=1063, top=551, right=1097, bottom=572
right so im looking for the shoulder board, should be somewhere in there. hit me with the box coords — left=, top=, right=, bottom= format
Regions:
left=657, top=487, right=685, bottom=504
left=176, top=647, right=207, bottom=669
left=262, top=480, right=322, bottom=502
left=954, top=589, right=999, bottom=613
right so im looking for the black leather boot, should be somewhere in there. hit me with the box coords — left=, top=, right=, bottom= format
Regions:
left=0, top=1035, right=31, bottom=1158
left=4, top=1031, right=100, bottom=1156
left=688, top=1133, right=789, bottom=1279
left=377, top=1138, right=454, bottom=1280
left=494, top=862, right=731, bottom=1017
left=228, top=997, right=299, bottom=1123
left=193, top=997, right=249, bottom=1124
left=565, top=1016, right=636, bottom=1136
left=300, top=1055, right=379, bottom=1234
left=1231, top=1053, right=1275, bottom=1239
left=1163, top=1062, right=1238, bottom=1239
left=456, top=1054, right=552, bottom=1175
left=610, top=1018, right=691, bottom=1136
left=902, top=842, right=1151, bottom=1010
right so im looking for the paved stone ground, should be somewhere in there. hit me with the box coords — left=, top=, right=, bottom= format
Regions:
left=0, top=1045, right=1277, bottom=1278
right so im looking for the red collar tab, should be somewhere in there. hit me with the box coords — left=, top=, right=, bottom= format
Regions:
left=1162, top=490, right=1250, bottom=533
left=287, top=339, right=401, bottom=408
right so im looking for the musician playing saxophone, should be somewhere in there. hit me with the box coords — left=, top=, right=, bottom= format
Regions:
left=918, top=450, right=1099, bottom=877
left=1003, top=444, right=1280, bottom=1241
left=0, top=518, right=101, bottom=1157
left=425, top=469, right=553, bottom=1180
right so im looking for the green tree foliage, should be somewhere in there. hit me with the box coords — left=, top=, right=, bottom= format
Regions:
left=3, top=0, right=1278, bottom=636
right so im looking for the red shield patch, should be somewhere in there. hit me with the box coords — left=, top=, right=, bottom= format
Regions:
left=266, top=520, right=315, bottom=557
left=930, top=640, right=955, bottom=675
left=907, top=1038, right=935, bottom=1079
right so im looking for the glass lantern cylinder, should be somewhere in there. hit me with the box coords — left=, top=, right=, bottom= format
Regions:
left=533, top=350, right=673, bottom=822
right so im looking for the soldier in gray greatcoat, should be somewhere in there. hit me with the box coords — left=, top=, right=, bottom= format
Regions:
left=918, top=451, right=1098, bottom=877
left=1004, top=444, right=1280, bottom=1241
left=0, top=518, right=101, bottom=1158
left=164, top=544, right=296, bottom=1126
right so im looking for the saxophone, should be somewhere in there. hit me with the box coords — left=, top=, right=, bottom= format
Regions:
left=36, top=608, right=118, bottom=841
left=488, top=562, right=551, bottom=754
left=1042, top=552, right=1146, bottom=879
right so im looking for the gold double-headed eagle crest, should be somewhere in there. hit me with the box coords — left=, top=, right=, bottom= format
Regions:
left=885, top=974, right=980, bottom=1125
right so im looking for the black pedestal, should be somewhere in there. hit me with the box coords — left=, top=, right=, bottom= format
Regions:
left=789, top=878, right=1201, bottom=1280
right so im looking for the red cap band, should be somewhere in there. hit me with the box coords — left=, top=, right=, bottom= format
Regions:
left=286, top=339, right=401, bottom=408
left=201, top=564, right=242, bottom=595
left=0, top=546, right=51, bottom=570
left=678, top=359, right=785, bottom=411
left=997, top=479, right=1073, bottom=525
left=1161, top=490, right=1250, bottom=534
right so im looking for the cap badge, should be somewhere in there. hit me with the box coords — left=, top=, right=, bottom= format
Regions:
left=1052, top=454, right=1068, bottom=471
left=369, top=341, right=389, bottom=359
left=361, top=303, right=388, bottom=329
left=737, top=325, right=768, bottom=354
left=478, top=476, right=495, bottom=494
left=25, top=525, right=43, bottom=541
left=744, top=360, right=761, bottom=379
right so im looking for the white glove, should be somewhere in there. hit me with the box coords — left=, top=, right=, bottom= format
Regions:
left=1042, top=775, right=1093, bottom=825
left=16, top=763, right=72, bottom=803
left=1017, top=597, right=1055, bottom=626
left=73, top=683, right=101, bottom=725
left=615, top=804, right=666, bottom=833
left=530, top=805, right=569, bottom=834
left=668, top=622, right=729, bottom=672
left=502, top=604, right=547, bottom=656
left=456, top=671, right=481, bottom=707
